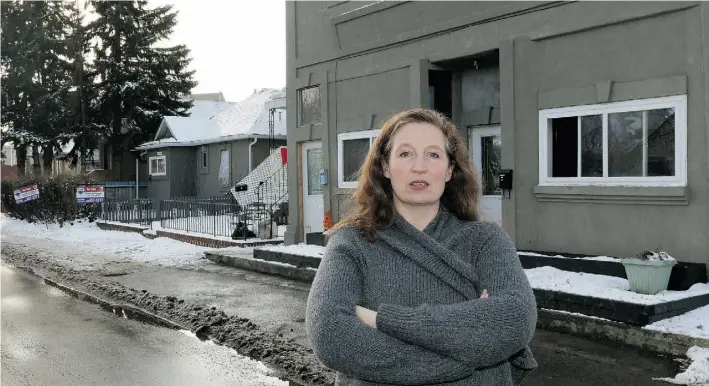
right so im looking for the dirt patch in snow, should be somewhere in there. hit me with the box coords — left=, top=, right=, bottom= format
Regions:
left=1, top=243, right=335, bottom=386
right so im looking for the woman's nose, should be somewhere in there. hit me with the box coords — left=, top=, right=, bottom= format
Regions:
left=411, top=156, right=428, bottom=172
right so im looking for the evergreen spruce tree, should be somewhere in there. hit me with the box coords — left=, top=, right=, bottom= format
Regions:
left=1, top=0, right=75, bottom=176
left=62, top=0, right=102, bottom=169
left=88, top=1, right=197, bottom=173
left=2, top=0, right=36, bottom=176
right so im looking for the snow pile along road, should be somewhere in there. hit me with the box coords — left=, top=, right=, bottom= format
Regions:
left=654, top=346, right=709, bottom=385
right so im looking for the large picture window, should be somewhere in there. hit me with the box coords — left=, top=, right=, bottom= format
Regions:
left=149, top=155, right=167, bottom=176
left=538, top=95, right=686, bottom=187
left=337, top=129, right=380, bottom=188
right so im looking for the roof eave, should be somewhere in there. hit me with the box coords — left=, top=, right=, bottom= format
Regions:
left=134, top=133, right=286, bottom=151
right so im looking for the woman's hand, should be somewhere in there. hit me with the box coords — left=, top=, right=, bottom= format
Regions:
left=356, top=305, right=378, bottom=329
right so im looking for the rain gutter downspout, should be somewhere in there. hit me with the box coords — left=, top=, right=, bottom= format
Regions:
left=248, top=137, right=258, bottom=172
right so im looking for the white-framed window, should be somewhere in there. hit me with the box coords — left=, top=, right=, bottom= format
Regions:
left=297, top=86, right=321, bottom=126
left=149, top=155, right=167, bottom=176
left=218, top=149, right=230, bottom=187
left=201, top=146, right=208, bottom=169
left=538, top=95, right=687, bottom=187
left=338, top=129, right=380, bottom=188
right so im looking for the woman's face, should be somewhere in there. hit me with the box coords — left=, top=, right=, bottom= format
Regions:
left=383, top=122, right=453, bottom=209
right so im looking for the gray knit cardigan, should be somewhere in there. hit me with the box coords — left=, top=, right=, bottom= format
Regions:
left=305, top=207, right=538, bottom=385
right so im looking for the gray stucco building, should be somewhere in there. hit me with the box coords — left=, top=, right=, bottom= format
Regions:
left=284, top=1, right=709, bottom=266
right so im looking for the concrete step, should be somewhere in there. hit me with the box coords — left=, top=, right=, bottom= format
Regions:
left=204, top=249, right=316, bottom=283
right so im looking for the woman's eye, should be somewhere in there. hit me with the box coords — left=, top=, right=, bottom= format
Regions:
left=399, top=151, right=411, bottom=157
left=428, top=152, right=440, bottom=158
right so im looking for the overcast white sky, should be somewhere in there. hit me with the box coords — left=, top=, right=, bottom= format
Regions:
left=149, top=0, right=287, bottom=102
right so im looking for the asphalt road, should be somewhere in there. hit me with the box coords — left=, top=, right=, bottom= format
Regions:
left=525, top=329, right=679, bottom=386
left=0, top=263, right=289, bottom=386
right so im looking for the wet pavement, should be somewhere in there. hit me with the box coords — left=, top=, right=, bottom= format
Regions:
left=525, top=329, right=678, bottom=385
left=0, top=262, right=289, bottom=386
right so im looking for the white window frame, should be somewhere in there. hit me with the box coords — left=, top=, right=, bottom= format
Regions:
left=337, top=129, right=381, bottom=189
left=538, top=95, right=687, bottom=187
left=149, top=155, right=167, bottom=176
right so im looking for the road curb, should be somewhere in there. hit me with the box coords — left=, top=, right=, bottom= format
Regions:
left=15, top=265, right=188, bottom=331
left=538, top=309, right=709, bottom=356
left=204, top=251, right=317, bottom=283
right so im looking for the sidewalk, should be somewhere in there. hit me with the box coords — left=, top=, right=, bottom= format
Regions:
left=2, top=215, right=708, bottom=386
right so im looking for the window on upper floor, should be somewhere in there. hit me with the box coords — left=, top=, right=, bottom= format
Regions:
left=297, top=86, right=321, bottom=126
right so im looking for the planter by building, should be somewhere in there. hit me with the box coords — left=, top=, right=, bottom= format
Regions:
left=622, top=258, right=678, bottom=295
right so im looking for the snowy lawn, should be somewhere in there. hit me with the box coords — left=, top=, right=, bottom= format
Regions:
left=1, top=215, right=210, bottom=267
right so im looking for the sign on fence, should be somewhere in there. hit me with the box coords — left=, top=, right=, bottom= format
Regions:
left=76, top=185, right=104, bottom=204
left=13, top=184, right=40, bottom=204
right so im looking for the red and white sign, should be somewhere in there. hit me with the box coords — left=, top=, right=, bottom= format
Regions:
left=13, top=185, right=40, bottom=204
left=76, top=185, right=104, bottom=204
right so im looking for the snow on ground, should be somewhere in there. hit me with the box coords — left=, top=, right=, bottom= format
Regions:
left=645, top=305, right=709, bottom=340
left=518, top=251, right=621, bottom=262
left=177, top=330, right=289, bottom=386
left=527, top=266, right=709, bottom=305
left=654, top=346, right=709, bottom=385
left=1, top=216, right=209, bottom=267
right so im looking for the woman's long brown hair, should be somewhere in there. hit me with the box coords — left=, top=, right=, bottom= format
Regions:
left=329, top=108, right=482, bottom=242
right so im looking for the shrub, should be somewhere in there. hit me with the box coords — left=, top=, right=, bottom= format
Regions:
left=1, top=174, right=102, bottom=225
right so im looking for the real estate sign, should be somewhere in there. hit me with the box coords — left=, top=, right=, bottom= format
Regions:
left=13, top=185, right=40, bottom=204
left=76, top=185, right=104, bottom=204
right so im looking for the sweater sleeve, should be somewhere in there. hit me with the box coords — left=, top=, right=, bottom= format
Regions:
left=375, top=223, right=537, bottom=368
left=305, top=229, right=476, bottom=385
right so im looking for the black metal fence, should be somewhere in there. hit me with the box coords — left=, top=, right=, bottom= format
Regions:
left=159, top=198, right=240, bottom=237
left=99, top=194, right=287, bottom=240
left=101, top=199, right=155, bottom=228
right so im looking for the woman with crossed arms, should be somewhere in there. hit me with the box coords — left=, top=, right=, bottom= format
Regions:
left=306, top=108, right=538, bottom=385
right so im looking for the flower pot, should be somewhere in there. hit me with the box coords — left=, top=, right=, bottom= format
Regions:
left=620, top=258, right=677, bottom=295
